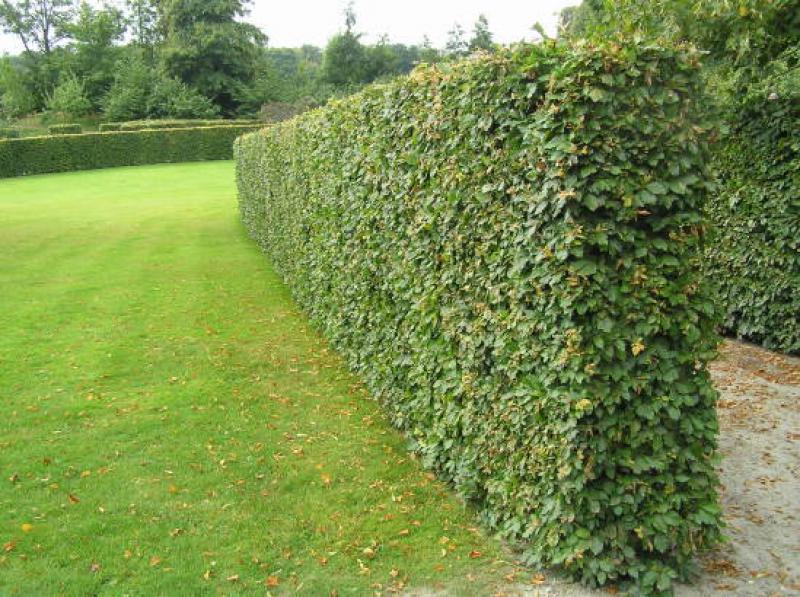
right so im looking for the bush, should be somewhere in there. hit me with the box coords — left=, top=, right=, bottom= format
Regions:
left=0, top=125, right=261, bottom=178
left=0, top=127, right=20, bottom=139
left=235, top=40, right=722, bottom=594
left=46, top=74, right=92, bottom=119
left=99, top=123, right=122, bottom=132
left=706, top=49, right=800, bottom=354
left=48, top=123, right=83, bottom=135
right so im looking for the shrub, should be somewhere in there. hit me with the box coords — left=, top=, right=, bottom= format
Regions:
left=236, top=41, right=723, bottom=594
left=46, top=74, right=92, bottom=119
left=0, top=125, right=260, bottom=178
left=706, top=48, right=800, bottom=354
left=0, top=127, right=20, bottom=139
left=48, top=123, right=83, bottom=135
left=99, top=123, right=122, bottom=132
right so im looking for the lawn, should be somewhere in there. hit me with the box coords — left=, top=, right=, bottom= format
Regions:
left=0, top=162, right=506, bottom=594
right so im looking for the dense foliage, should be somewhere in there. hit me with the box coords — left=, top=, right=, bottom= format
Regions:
left=236, top=41, right=722, bottom=594
left=707, top=49, right=799, bottom=353
left=559, top=0, right=799, bottom=354
left=0, top=124, right=259, bottom=177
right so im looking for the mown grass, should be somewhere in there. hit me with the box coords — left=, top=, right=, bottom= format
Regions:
left=0, top=162, right=508, bottom=594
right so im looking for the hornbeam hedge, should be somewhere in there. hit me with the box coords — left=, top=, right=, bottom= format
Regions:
left=706, top=58, right=800, bottom=354
left=0, top=125, right=261, bottom=178
left=236, top=41, right=722, bottom=593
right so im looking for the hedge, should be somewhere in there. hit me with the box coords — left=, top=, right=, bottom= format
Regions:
left=236, top=40, right=722, bottom=594
left=0, top=125, right=261, bottom=178
left=48, top=123, right=82, bottom=135
left=0, top=127, right=20, bottom=139
left=706, top=62, right=800, bottom=354
left=114, top=118, right=258, bottom=131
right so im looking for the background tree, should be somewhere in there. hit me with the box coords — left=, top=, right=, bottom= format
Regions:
left=63, top=1, right=126, bottom=107
left=444, top=23, right=467, bottom=57
left=0, top=0, right=75, bottom=54
left=322, top=3, right=367, bottom=87
left=468, top=14, right=493, bottom=52
left=125, top=0, right=158, bottom=51
left=45, top=70, right=89, bottom=117
left=0, top=55, right=35, bottom=117
left=158, top=0, right=267, bottom=113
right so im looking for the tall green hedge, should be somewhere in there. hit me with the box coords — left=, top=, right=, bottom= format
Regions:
left=706, top=65, right=799, bottom=353
left=0, top=125, right=261, bottom=178
left=236, top=41, right=722, bottom=593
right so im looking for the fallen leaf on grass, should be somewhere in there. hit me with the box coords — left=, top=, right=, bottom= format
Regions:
left=226, top=574, right=240, bottom=582
left=89, top=562, right=101, bottom=573
left=149, top=555, right=162, bottom=567
left=21, top=524, right=33, bottom=533
left=264, top=575, right=280, bottom=587
left=469, top=550, right=482, bottom=559
left=320, top=473, right=332, bottom=487
left=531, top=573, right=546, bottom=585
left=398, top=529, right=410, bottom=536
left=68, top=494, right=80, bottom=504
left=3, top=541, right=15, bottom=552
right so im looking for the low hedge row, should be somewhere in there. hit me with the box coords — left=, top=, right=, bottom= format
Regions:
left=0, top=127, right=20, bottom=139
left=706, top=72, right=800, bottom=353
left=0, top=125, right=261, bottom=178
left=48, top=123, right=82, bottom=135
left=100, top=118, right=258, bottom=132
left=236, top=40, right=722, bottom=593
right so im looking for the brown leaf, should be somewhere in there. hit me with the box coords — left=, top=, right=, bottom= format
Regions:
left=226, top=574, right=240, bottom=582
left=3, top=541, right=15, bottom=552
left=68, top=494, right=80, bottom=504
left=469, top=550, right=482, bottom=559
left=149, top=555, right=162, bottom=567
left=264, top=575, right=280, bottom=587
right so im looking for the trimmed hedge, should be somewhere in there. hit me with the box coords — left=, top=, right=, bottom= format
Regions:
left=98, top=122, right=122, bottom=132
left=114, top=118, right=258, bottom=131
left=0, top=125, right=261, bottom=178
left=236, top=41, right=722, bottom=593
left=48, top=123, right=82, bottom=135
left=706, top=72, right=800, bottom=353
left=0, top=127, right=20, bottom=139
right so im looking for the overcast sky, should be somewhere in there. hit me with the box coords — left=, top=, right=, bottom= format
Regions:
left=0, top=0, right=580, bottom=55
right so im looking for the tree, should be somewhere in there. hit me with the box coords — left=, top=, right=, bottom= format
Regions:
left=0, top=0, right=75, bottom=55
left=322, top=3, right=367, bottom=87
left=468, top=14, right=494, bottom=52
left=64, top=2, right=126, bottom=107
left=158, top=0, right=267, bottom=113
left=445, top=23, right=467, bottom=57
left=102, top=51, right=219, bottom=120
left=0, top=56, right=35, bottom=117
left=125, top=0, right=158, bottom=50
left=46, top=71, right=90, bottom=117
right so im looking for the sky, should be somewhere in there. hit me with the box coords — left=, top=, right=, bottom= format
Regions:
left=0, top=0, right=581, bottom=55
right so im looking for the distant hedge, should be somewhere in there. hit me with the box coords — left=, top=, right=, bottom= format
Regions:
left=48, top=123, right=82, bottom=135
left=236, top=41, right=722, bottom=593
left=706, top=76, right=800, bottom=353
left=0, top=125, right=261, bottom=178
left=0, top=128, right=20, bottom=139
left=104, top=118, right=259, bottom=131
